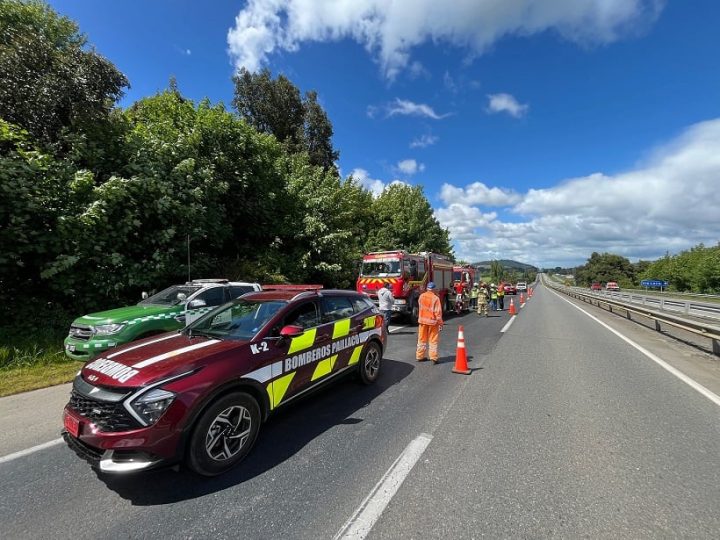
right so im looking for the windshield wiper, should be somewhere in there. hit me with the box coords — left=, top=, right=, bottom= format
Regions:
left=185, top=328, right=221, bottom=340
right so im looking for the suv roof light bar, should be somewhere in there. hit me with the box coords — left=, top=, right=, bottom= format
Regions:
left=261, top=284, right=324, bottom=291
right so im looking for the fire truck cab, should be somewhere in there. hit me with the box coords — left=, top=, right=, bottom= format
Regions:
left=357, top=250, right=454, bottom=324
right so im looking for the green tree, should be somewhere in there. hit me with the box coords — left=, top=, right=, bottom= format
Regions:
left=0, top=0, right=128, bottom=145
left=364, top=183, right=453, bottom=256
left=489, top=260, right=504, bottom=284
left=303, top=90, right=339, bottom=171
left=232, top=68, right=339, bottom=172
left=575, top=252, right=634, bottom=286
left=276, top=155, right=373, bottom=287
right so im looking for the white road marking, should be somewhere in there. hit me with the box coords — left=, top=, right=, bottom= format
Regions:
left=0, top=438, right=64, bottom=465
left=501, top=316, right=516, bottom=333
left=551, top=289, right=720, bottom=408
left=334, top=433, right=433, bottom=540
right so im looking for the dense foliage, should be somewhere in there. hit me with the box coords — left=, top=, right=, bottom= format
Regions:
left=572, top=245, right=720, bottom=293
left=640, top=244, right=720, bottom=293
left=0, top=1, right=453, bottom=346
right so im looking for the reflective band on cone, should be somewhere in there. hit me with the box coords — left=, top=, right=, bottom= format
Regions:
left=452, top=325, right=471, bottom=375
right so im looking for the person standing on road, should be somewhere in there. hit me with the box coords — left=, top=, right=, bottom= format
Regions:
left=497, top=283, right=505, bottom=311
left=416, top=282, right=444, bottom=364
left=476, top=282, right=489, bottom=316
left=377, top=282, right=395, bottom=332
left=490, top=284, right=498, bottom=311
left=470, top=283, right=479, bottom=310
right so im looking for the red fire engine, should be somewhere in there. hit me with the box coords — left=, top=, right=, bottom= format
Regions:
left=356, top=250, right=454, bottom=323
left=452, top=264, right=476, bottom=295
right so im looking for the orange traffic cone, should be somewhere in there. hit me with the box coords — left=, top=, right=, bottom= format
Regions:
left=452, top=325, right=471, bottom=375
left=519, top=292, right=525, bottom=304
left=508, top=298, right=516, bottom=315
left=528, top=287, right=533, bottom=297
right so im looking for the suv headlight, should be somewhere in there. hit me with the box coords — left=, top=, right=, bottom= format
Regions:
left=128, top=389, right=176, bottom=425
left=94, top=323, right=126, bottom=335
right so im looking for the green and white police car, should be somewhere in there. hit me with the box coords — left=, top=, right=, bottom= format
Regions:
left=63, top=279, right=261, bottom=360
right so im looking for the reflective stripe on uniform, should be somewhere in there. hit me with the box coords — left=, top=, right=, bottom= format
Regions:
left=418, top=292, right=442, bottom=326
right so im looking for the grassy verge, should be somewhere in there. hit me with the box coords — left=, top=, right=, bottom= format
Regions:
left=0, top=361, right=81, bottom=397
left=0, top=318, right=80, bottom=396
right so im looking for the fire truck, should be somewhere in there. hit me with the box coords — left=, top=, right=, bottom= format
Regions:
left=451, top=264, right=477, bottom=312
left=356, top=250, right=454, bottom=323
left=453, top=265, right=476, bottom=294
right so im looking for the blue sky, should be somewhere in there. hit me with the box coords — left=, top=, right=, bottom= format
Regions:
left=49, top=0, right=720, bottom=268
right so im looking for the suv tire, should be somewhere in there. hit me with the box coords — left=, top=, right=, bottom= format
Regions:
left=186, top=392, right=260, bottom=476
left=358, top=342, right=382, bottom=385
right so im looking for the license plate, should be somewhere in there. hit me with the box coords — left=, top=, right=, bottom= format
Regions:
left=65, top=344, right=76, bottom=352
left=64, top=412, right=80, bottom=438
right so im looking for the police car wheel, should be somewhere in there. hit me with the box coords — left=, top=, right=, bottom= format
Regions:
left=186, top=392, right=261, bottom=476
left=358, top=342, right=382, bottom=385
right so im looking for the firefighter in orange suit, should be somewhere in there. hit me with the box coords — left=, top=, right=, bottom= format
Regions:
left=416, top=282, right=444, bottom=364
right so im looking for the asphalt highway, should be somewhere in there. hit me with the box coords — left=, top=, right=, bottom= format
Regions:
left=1, top=285, right=719, bottom=539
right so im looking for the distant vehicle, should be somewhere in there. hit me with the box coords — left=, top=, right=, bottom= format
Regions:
left=590, top=282, right=602, bottom=291
left=503, top=283, right=517, bottom=295
left=516, top=282, right=527, bottom=292
left=606, top=281, right=620, bottom=291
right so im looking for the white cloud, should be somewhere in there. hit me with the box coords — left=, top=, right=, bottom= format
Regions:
left=396, top=159, right=425, bottom=176
left=436, top=118, right=720, bottom=268
left=350, top=168, right=407, bottom=197
left=408, top=61, right=430, bottom=79
left=440, top=182, right=522, bottom=206
left=410, top=134, right=439, bottom=148
left=387, top=98, right=449, bottom=120
left=227, top=0, right=664, bottom=78
left=486, top=93, right=529, bottom=118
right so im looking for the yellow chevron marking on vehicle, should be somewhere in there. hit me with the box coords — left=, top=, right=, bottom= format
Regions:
left=363, top=316, right=376, bottom=330
left=287, top=328, right=317, bottom=354
left=311, top=354, right=338, bottom=381
left=332, top=318, right=351, bottom=339
left=347, top=345, right=363, bottom=366
left=267, top=372, right=295, bottom=409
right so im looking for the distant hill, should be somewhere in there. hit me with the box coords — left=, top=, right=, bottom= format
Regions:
left=471, top=259, right=538, bottom=272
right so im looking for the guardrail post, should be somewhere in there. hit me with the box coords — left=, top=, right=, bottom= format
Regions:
left=655, top=320, right=661, bottom=332
left=684, top=301, right=690, bottom=316
left=660, top=299, right=665, bottom=311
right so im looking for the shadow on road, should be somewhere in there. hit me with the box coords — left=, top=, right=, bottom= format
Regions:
left=98, top=358, right=413, bottom=505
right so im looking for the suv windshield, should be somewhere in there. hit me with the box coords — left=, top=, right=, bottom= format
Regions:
left=139, top=285, right=202, bottom=306
left=187, top=299, right=287, bottom=340
left=362, top=260, right=401, bottom=276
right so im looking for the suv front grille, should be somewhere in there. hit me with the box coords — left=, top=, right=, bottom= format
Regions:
left=68, top=390, right=142, bottom=432
left=69, top=323, right=93, bottom=341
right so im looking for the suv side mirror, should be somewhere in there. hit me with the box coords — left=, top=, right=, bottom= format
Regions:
left=188, top=299, right=207, bottom=309
left=279, top=325, right=304, bottom=338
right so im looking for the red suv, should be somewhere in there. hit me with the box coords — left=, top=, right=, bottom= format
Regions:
left=62, top=288, right=386, bottom=476
left=590, top=282, right=602, bottom=291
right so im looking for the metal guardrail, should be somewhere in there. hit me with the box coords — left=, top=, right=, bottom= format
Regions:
left=545, top=279, right=720, bottom=356
left=568, top=288, right=720, bottom=320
